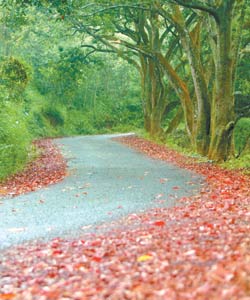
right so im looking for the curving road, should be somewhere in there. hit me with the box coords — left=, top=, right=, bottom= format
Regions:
left=0, top=134, right=203, bottom=249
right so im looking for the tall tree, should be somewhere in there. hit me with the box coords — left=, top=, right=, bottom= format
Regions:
left=167, top=0, right=247, bottom=160
left=72, top=1, right=197, bottom=141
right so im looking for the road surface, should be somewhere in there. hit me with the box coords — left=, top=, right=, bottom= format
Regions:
left=0, top=134, right=203, bottom=249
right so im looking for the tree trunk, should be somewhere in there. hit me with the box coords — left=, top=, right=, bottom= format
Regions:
left=168, top=0, right=245, bottom=161
left=172, top=7, right=211, bottom=155
left=165, top=106, right=183, bottom=135
left=208, top=1, right=239, bottom=161
left=181, top=29, right=211, bottom=155
left=143, top=57, right=167, bottom=137
left=156, top=52, right=195, bottom=146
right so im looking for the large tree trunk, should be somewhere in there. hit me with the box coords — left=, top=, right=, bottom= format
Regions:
left=208, top=20, right=235, bottom=161
left=208, top=0, right=244, bottom=161
left=138, top=7, right=169, bottom=139
left=140, top=55, right=167, bottom=137
left=171, top=7, right=211, bottom=155
left=181, top=26, right=211, bottom=155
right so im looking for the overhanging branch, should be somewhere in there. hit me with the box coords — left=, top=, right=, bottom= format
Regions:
left=167, top=0, right=220, bottom=23
left=81, top=44, right=115, bottom=54
left=80, top=45, right=116, bottom=60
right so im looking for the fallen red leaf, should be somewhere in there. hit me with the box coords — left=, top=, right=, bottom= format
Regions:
left=52, top=249, right=63, bottom=255
left=153, top=220, right=166, bottom=226
left=0, top=294, right=16, bottom=300
left=172, top=186, right=180, bottom=190
left=92, top=256, right=102, bottom=263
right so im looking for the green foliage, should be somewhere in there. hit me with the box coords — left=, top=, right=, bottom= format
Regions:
left=26, top=44, right=143, bottom=135
left=0, top=56, right=32, bottom=180
left=24, top=87, right=57, bottom=137
left=221, top=154, right=250, bottom=173
left=0, top=56, right=30, bottom=103
left=0, top=57, right=28, bottom=85
left=64, top=111, right=97, bottom=135
left=27, top=111, right=51, bottom=137
left=165, top=125, right=191, bottom=150
left=234, top=118, right=250, bottom=155
left=235, top=3, right=250, bottom=99
left=0, top=108, right=31, bottom=181
left=42, top=106, right=65, bottom=127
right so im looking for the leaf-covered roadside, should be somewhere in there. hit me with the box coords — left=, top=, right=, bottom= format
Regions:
left=0, top=139, right=67, bottom=198
left=0, top=136, right=250, bottom=300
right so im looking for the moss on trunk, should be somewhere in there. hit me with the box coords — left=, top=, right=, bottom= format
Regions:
left=208, top=1, right=237, bottom=161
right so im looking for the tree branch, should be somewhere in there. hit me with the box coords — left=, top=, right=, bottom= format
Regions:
left=112, top=39, right=153, bottom=59
left=81, top=44, right=115, bottom=54
left=167, top=0, right=220, bottom=23
left=78, top=28, right=141, bottom=73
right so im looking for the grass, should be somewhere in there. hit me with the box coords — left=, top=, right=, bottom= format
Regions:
left=220, top=153, right=250, bottom=174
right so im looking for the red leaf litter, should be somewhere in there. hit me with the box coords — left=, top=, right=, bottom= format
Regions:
left=0, top=139, right=67, bottom=198
left=0, top=135, right=250, bottom=300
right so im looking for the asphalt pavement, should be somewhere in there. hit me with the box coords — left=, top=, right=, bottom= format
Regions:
left=0, top=134, right=203, bottom=249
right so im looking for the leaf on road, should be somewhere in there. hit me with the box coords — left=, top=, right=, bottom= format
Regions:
left=172, top=186, right=180, bottom=190
left=0, top=294, right=16, bottom=300
left=137, top=254, right=153, bottom=262
left=159, top=178, right=168, bottom=183
left=92, top=256, right=102, bottom=263
left=153, top=220, right=166, bottom=226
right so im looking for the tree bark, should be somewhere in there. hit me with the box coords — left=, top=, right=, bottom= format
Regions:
left=171, top=6, right=211, bottom=155
left=168, top=0, right=246, bottom=161
left=165, top=106, right=183, bottom=135
left=141, top=55, right=167, bottom=137
left=208, top=0, right=245, bottom=161
left=156, top=52, right=195, bottom=145
left=137, top=8, right=169, bottom=138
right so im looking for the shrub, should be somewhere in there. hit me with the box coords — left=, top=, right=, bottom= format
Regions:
left=234, top=118, right=250, bottom=155
left=42, top=106, right=65, bottom=127
left=27, top=111, right=53, bottom=137
left=64, top=110, right=97, bottom=135
left=0, top=110, right=31, bottom=181
left=0, top=56, right=30, bottom=103
left=165, top=125, right=191, bottom=150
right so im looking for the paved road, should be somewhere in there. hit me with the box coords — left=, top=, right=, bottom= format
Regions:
left=0, top=134, right=203, bottom=249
